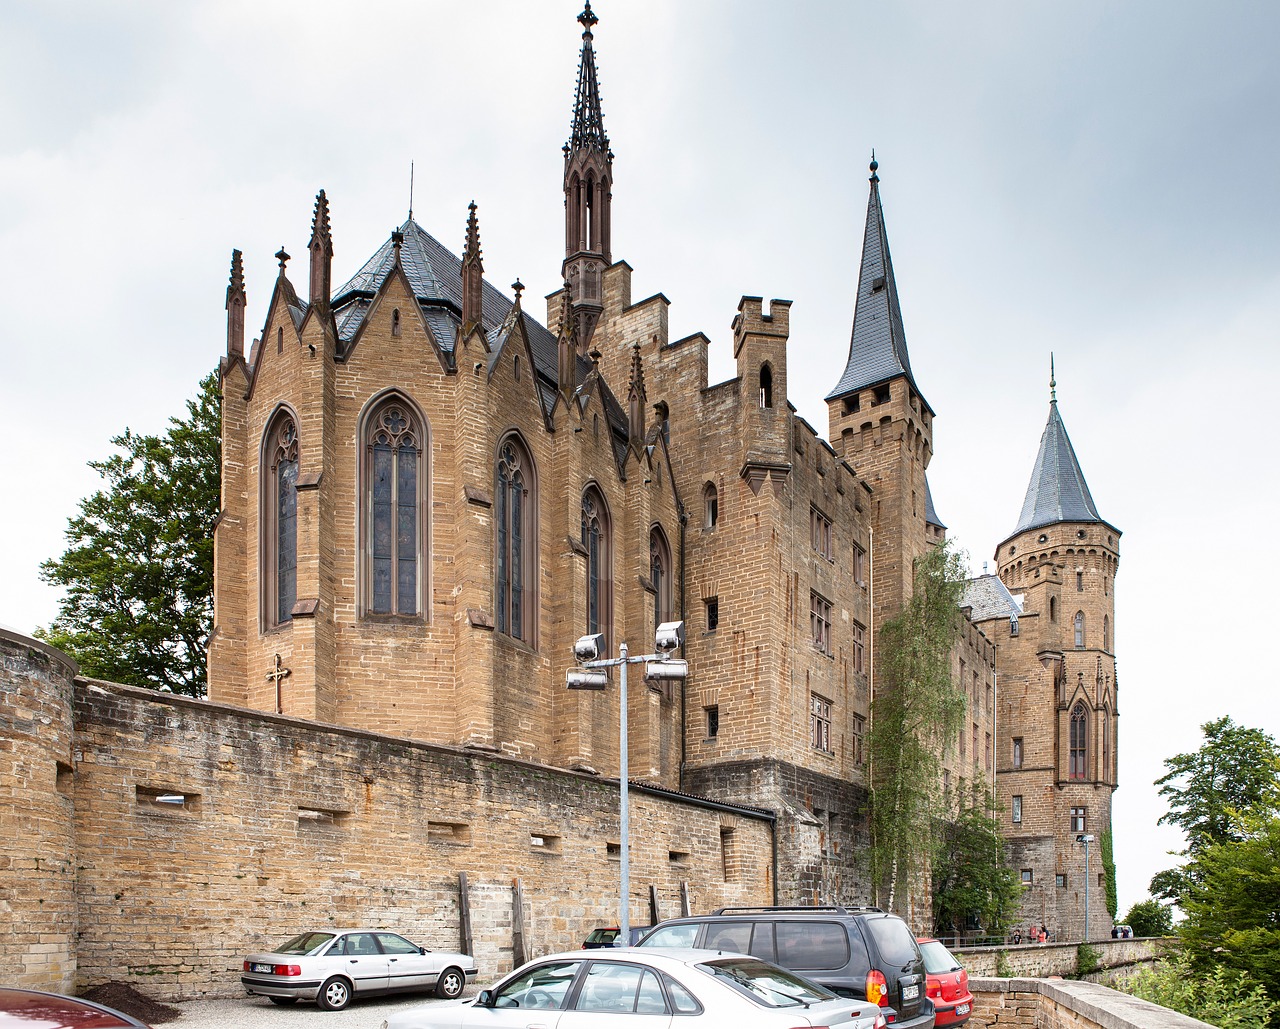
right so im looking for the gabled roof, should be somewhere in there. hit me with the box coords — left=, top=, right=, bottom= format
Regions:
left=827, top=159, right=927, bottom=410
left=962, top=574, right=1023, bottom=622
left=1012, top=399, right=1104, bottom=535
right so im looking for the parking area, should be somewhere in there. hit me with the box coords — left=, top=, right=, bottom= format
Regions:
left=163, top=989, right=476, bottom=1029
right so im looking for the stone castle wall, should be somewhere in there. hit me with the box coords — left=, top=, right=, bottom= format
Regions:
left=1, top=645, right=774, bottom=999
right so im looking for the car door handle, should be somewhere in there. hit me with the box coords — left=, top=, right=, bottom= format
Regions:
left=349, top=959, right=358, bottom=964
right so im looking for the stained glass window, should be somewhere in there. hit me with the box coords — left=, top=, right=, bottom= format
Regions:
left=1070, top=703, right=1087, bottom=780
left=581, top=488, right=609, bottom=642
left=497, top=438, right=534, bottom=640
left=264, top=412, right=298, bottom=628
left=365, top=400, right=421, bottom=617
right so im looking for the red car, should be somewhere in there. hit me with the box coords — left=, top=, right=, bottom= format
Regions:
left=0, top=987, right=152, bottom=1028
left=916, top=937, right=973, bottom=1027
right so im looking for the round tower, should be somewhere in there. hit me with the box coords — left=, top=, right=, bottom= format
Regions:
left=0, top=626, right=80, bottom=990
left=995, top=371, right=1120, bottom=942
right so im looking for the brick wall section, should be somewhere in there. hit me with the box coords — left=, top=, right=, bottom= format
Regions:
left=64, top=678, right=772, bottom=999
left=967, top=977, right=1216, bottom=1029
left=0, top=628, right=79, bottom=992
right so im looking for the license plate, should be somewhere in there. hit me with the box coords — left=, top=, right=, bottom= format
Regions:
left=956, top=1003, right=971, bottom=1015
left=903, top=984, right=919, bottom=1000
left=251, top=963, right=273, bottom=973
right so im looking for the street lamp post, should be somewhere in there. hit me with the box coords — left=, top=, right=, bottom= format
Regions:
left=567, top=622, right=686, bottom=941
left=1077, top=833, right=1095, bottom=942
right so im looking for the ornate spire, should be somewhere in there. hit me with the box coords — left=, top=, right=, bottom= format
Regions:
left=826, top=156, right=924, bottom=407
left=557, top=283, right=578, bottom=399
left=226, top=249, right=245, bottom=359
left=308, top=189, right=333, bottom=307
left=627, top=340, right=646, bottom=444
left=569, top=2, right=608, bottom=155
left=461, top=201, right=484, bottom=333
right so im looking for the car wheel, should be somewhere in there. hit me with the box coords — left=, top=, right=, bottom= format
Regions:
left=268, top=996, right=298, bottom=1006
left=436, top=966, right=465, bottom=999
left=317, top=976, right=353, bottom=1011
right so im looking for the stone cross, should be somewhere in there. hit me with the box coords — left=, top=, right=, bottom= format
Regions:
left=266, top=654, right=291, bottom=714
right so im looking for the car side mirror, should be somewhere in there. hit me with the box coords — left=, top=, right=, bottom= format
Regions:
left=419, top=946, right=427, bottom=955
left=477, top=989, right=494, bottom=1008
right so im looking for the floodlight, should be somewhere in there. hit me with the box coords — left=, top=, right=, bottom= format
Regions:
left=654, top=621, right=684, bottom=655
left=574, top=633, right=604, bottom=663
left=566, top=669, right=609, bottom=690
left=644, top=659, right=688, bottom=682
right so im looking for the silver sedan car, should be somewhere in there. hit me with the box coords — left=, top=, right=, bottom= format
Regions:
left=241, top=929, right=477, bottom=1011
left=381, top=947, right=886, bottom=1028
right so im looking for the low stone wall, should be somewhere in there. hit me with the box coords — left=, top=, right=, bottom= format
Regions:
left=968, top=977, right=1216, bottom=1029
left=956, top=938, right=1161, bottom=978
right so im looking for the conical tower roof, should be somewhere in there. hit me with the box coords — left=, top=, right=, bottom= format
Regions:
left=568, top=2, right=608, bottom=155
left=827, top=157, right=927, bottom=410
left=1011, top=396, right=1104, bottom=536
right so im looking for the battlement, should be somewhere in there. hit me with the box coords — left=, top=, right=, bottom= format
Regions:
left=732, top=297, right=791, bottom=347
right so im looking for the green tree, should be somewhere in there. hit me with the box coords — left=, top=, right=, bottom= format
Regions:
left=1156, top=716, right=1280, bottom=854
left=1178, top=811, right=1280, bottom=1018
left=37, top=372, right=221, bottom=697
left=1121, top=898, right=1173, bottom=938
left=868, top=543, right=968, bottom=912
left=931, top=796, right=1024, bottom=939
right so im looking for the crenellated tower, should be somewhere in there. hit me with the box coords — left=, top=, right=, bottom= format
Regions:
left=561, top=1, right=613, bottom=352
left=827, top=157, right=935, bottom=634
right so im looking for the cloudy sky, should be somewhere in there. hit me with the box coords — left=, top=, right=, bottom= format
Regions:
left=2, top=0, right=1277, bottom=915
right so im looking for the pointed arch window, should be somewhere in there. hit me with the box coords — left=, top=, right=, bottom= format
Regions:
left=703, top=481, right=719, bottom=530
left=581, top=487, right=611, bottom=645
left=650, top=526, right=673, bottom=635
left=1074, top=610, right=1085, bottom=649
left=262, top=410, right=298, bottom=628
left=1069, top=702, right=1088, bottom=780
left=759, top=364, right=773, bottom=408
left=496, top=434, right=537, bottom=642
left=362, top=396, right=427, bottom=618
left=1103, top=614, right=1110, bottom=651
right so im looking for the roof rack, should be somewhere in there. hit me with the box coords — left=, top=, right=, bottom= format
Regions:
left=710, top=905, right=884, bottom=916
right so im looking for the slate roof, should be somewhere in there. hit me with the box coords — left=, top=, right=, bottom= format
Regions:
left=962, top=574, right=1023, bottom=622
left=1012, top=400, right=1104, bottom=535
left=924, top=475, right=945, bottom=530
left=827, top=162, right=928, bottom=410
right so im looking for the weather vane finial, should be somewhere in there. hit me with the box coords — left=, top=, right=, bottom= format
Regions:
left=869, top=149, right=879, bottom=182
left=578, top=0, right=598, bottom=36
left=1050, top=353, right=1057, bottom=404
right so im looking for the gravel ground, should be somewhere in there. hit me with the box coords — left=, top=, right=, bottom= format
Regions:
left=163, top=990, right=477, bottom=1028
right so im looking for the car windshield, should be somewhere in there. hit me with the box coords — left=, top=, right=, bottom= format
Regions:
left=865, top=917, right=920, bottom=967
left=918, top=940, right=962, bottom=974
left=699, top=957, right=835, bottom=1008
left=275, top=932, right=337, bottom=956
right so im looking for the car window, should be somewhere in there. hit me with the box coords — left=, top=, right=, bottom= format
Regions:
left=375, top=933, right=421, bottom=955
left=918, top=940, right=961, bottom=974
left=276, top=932, right=335, bottom=955
left=865, top=917, right=920, bottom=966
left=699, top=956, right=836, bottom=1008
left=341, top=933, right=380, bottom=956
left=748, top=922, right=776, bottom=962
left=775, top=921, right=848, bottom=970
left=705, top=922, right=751, bottom=953
left=640, top=923, right=701, bottom=948
left=585, top=928, right=620, bottom=945
left=576, top=962, right=665, bottom=1014
left=663, top=974, right=702, bottom=1014
left=494, top=960, right=582, bottom=1010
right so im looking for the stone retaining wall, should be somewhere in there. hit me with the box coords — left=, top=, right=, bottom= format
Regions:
left=956, top=937, right=1161, bottom=978
left=968, top=977, right=1216, bottom=1029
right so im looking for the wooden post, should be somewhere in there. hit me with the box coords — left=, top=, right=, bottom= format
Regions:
left=648, top=884, right=659, bottom=927
left=458, top=872, right=473, bottom=957
left=512, top=878, right=526, bottom=967
left=680, top=881, right=691, bottom=917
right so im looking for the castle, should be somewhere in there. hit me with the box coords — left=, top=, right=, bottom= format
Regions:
left=0, top=2, right=1118, bottom=999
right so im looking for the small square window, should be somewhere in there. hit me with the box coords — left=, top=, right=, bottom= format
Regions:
left=1056, top=873, right=1067, bottom=889
left=1021, top=868, right=1033, bottom=884
left=1070, top=807, right=1087, bottom=833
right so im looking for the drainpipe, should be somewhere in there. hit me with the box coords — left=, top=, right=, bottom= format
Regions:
left=678, top=503, right=688, bottom=790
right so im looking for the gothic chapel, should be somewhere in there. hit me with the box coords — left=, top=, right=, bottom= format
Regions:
left=208, top=3, right=1119, bottom=930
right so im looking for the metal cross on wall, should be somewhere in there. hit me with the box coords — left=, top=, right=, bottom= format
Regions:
left=266, top=654, right=291, bottom=714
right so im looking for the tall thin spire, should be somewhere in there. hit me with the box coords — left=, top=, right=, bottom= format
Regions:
left=226, top=249, right=245, bottom=359
left=461, top=200, right=484, bottom=333
left=308, top=190, right=333, bottom=307
left=826, top=156, right=924, bottom=408
left=569, top=2, right=609, bottom=155
left=561, top=0, right=614, bottom=351
left=1050, top=353, right=1057, bottom=403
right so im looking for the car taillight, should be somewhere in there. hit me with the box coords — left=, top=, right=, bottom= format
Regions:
left=866, top=969, right=888, bottom=1007
left=275, top=964, right=301, bottom=976
left=242, top=961, right=250, bottom=971
left=927, top=982, right=941, bottom=998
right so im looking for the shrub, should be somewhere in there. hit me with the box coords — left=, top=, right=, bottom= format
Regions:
left=1114, top=954, right=1279, bottom=1029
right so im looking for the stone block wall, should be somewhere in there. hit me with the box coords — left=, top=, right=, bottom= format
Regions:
left=5, top=675, right=774, bottom=999
left=968, top=977, right=1216, bottom=1029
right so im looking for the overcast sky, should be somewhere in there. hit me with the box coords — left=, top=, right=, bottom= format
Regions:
left=2, top=0, right=1277, bottom=917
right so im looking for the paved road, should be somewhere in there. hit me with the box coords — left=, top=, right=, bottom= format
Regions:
left=165, top=990, right=474, bottom=1028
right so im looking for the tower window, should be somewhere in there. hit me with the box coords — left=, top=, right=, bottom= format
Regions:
left=1012, top=795, right=1022, bottom=823
left=650, top=526, right=673, bottom=635
left=703, top=482, right=718, bottom=529
left=1074, top=611, right=1085, bottom=649
left=262, top=409, right=299, bottom=628
left=1103, top=615, right=1110, bottom=651
left=843, top=394, right=860, bottom=415
left=1070, top=806, right=1087, bottom=833
left=1049, top=596, right=1057, bottom=622
left=759, top=364, right=773, bottom=408
left=810, top=693, right=832, bottom=753
left=1070, top=703, right=1088, bottom=780
left=704, top=597, right=719, bottom=633
left=363, top=397, right=426, bottom=618
left=874, top=384, right=891, bottom=405
left=496, top=434, right=537, bottom=642
left=581, top=486, right=612, bottom=648
left=1076, top=570, right=1083, bottom=592
left=810, top=592, right=832, bottom=655
left=705, top=705, right=719, bottom=739
left=1013, top=737, right=1024, bottom=769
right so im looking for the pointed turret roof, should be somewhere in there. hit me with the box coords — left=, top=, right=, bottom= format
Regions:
left=1011, top=389, right=1104, bottom=536
left=827, top=157, right=926, bottom=409
left=568, top=2, right=609, bottom=155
